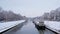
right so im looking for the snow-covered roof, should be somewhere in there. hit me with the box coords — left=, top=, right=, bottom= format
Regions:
left=0, top=20, right=25, bottom=33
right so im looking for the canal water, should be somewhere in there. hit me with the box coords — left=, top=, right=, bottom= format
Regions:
left=4, top=20, right=55, bottom=34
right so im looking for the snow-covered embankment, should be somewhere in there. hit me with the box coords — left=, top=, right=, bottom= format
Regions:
left=0, top=20, right=25, bottom=33
left=44, top=21, right=60, bottom=34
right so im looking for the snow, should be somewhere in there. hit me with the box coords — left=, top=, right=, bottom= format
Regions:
left=44, top=21, right=60, bottom=34
left=0, top=20, right=25, bottom=33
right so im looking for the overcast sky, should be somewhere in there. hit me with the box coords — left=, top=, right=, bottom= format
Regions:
left=0, top=0, right=60, bottom=17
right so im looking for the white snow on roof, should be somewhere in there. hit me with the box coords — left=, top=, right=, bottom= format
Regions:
left=0, top=20, right=25, bottom=33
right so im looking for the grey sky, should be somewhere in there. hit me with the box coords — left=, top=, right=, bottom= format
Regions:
left=0, top=0, right=60, bottom=17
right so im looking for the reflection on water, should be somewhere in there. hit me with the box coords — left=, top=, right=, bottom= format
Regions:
left=38, top=30, right=44, bottom=34
left=38, top=29, right=55, bottom=34
left=4, top=20, right=55, bottom=34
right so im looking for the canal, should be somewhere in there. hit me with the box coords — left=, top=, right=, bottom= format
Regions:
left=4, top=20, right=55, bottom=34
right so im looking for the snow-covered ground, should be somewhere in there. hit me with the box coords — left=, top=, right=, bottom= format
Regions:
left=0, top=20, right=25, bottom=33
left=44, top=21, right=60, bottom=34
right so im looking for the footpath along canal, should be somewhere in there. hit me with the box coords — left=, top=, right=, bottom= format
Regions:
left=4, top=20, right=55, bottom=34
